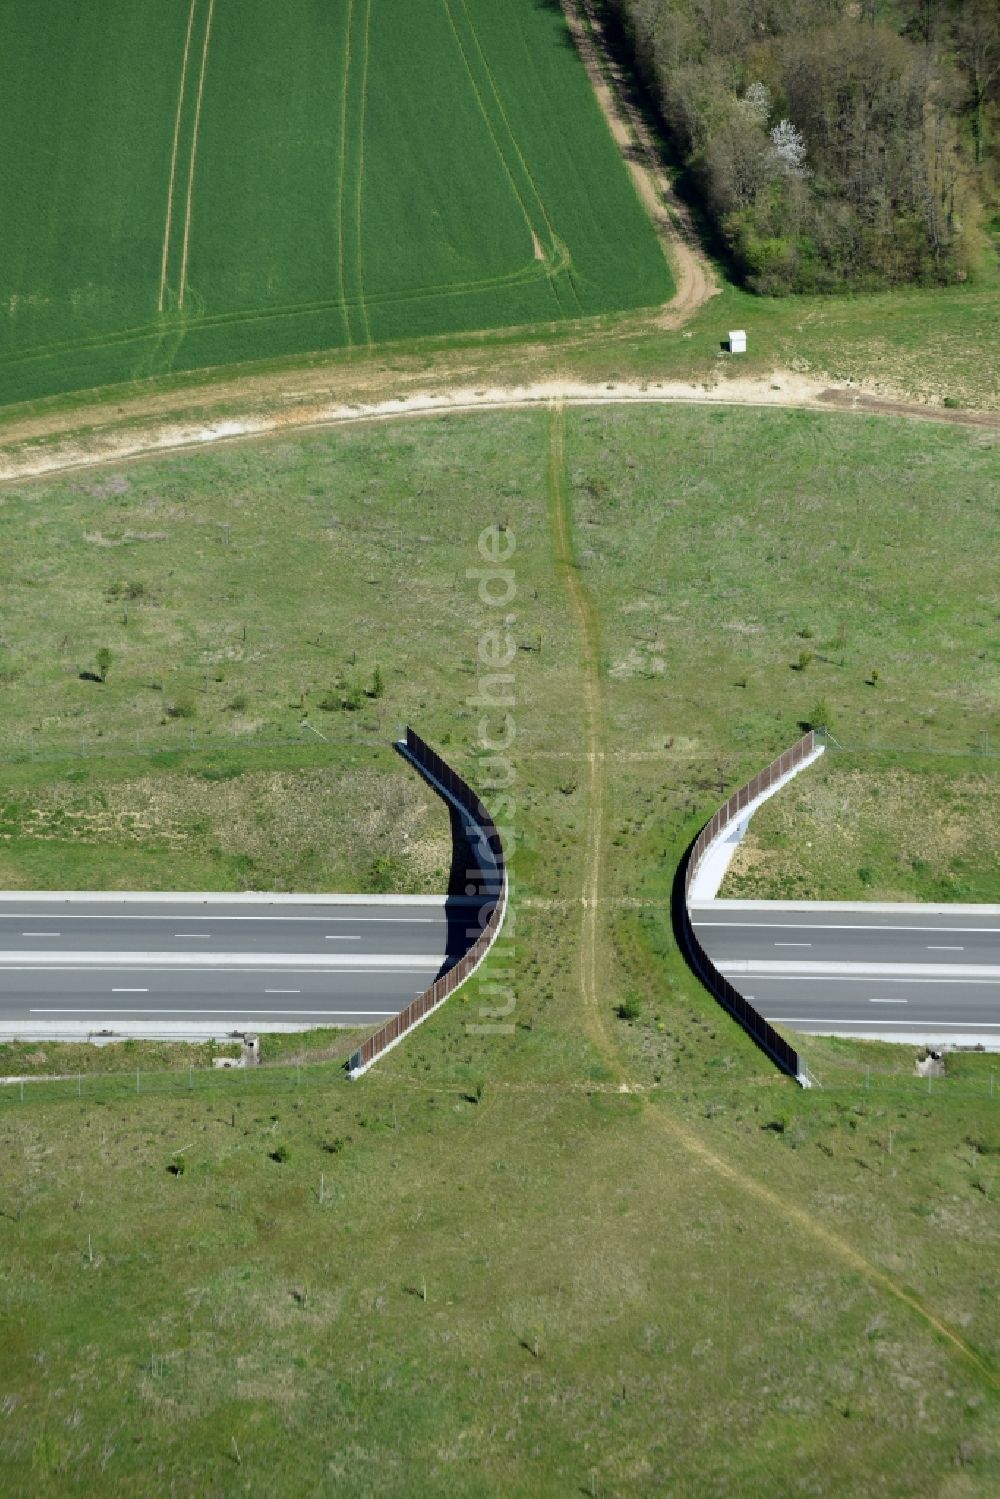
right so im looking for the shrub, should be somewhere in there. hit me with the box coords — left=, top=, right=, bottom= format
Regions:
left=805, top=700, right=833, bottom=733
left=269, top=1143, right=290, bottom=1164
left=616, top=994, right=643, bottom=1022
left=367, top=855, right=406, bottom=893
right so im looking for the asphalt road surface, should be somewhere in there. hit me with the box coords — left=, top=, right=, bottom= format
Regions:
left=0, top=897, right=467, bottom=1033
left=693, top=903, right=1000, bottom=1040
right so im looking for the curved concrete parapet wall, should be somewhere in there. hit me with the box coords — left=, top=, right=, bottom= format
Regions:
left=680, top=731, right=818, bottom=1087
left=347, top=728, right=507, bottom=1079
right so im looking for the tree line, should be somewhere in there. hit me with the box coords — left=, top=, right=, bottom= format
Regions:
left=607, top=0, right=999, bottom=292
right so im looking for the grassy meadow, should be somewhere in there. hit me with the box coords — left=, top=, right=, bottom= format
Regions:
left=1, top=407, right=998, bottom=1493
left=0, top=0, right=670, bottom=408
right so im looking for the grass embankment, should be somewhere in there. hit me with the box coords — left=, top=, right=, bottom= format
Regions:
left=724, top=756, right=1000, bottom=904
left=1, top=408, right=998, bottom=1494
left=0, top=0, right=669, bottom=408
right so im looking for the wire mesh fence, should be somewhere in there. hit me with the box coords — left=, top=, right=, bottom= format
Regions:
left=805, top=1069, right=999, bottom=1104
left=816, top=727, right=995, bottom=760
left=0, top=1061, right=346, bottom=1110
left=0, top=1058, right=995, bottom=1112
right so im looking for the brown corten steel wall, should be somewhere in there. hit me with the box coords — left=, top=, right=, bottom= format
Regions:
left=347, top=729, right=507, bottom=1077
left=681, top=731, right=816, bottom=1083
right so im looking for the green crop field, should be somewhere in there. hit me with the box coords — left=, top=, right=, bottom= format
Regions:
left=0, top=0, right=670, bottom=410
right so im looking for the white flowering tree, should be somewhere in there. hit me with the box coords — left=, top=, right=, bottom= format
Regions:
left=769, top=118, right=811, bottom=178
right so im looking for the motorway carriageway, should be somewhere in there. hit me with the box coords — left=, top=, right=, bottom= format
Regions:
left=692, top=902, right=1000, bottom=1041
left=0, top=896, right=470, bottom=1034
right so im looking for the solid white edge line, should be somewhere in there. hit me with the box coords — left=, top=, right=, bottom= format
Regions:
left=0, top=892, right=456, bottom=906
left=28, top=1008, right=400, bottom=1017
left=768, top=1017, right=1000, bottom=1029
left=695, top=900, right=1000, bottom=915
left=730, top=974, right=1000, bottom=984
left=695, top=922, right=999, bottom=933
left=0, top=913, right=444, bottom=924
left=0, top=953, right=442, bottom=968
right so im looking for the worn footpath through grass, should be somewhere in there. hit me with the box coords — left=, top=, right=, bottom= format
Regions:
left=543, top=409, right=1000, bottom=1397
left=547, top=403, right=616, bottom=1074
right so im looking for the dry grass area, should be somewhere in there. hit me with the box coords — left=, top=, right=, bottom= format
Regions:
left=0, top=759, right=450, bottom=894
left=724, top=760, right=1000, bottom=904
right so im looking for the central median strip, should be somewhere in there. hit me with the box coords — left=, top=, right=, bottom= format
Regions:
left=716, top=959, right=1000, bottom=980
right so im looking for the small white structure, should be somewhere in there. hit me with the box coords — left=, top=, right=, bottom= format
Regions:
left=729, top=329, right=747, bottom=353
